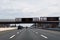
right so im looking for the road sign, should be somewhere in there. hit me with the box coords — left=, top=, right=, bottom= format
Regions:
left=47, top=17, right=59, bottom=21
left=22, top=18, right=33, bottom=22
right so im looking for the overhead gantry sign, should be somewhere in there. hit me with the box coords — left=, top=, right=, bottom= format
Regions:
left=0, top=17, right=59, bottom=24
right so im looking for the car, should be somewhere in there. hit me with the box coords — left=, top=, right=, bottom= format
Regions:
left=17, top=25, right=23, bottom=30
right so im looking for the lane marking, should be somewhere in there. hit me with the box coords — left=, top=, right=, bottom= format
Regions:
left=35, top=32, right=38, bottom=34
left=41, top=35, right=48, bottom=39
left=17, top=32, right=19, bottom=34
left=20, top=31, right=22, bottom=32
left=9, top=35, right=15, bottom=39
left=20, top=31, right=21, bottom=32
left=32, top=30, right=38, bottom=34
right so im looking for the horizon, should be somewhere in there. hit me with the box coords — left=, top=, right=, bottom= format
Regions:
left=0, top=0, right=60, bottom=26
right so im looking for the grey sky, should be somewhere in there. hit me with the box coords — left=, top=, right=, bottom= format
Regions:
left=0, top=0, right=60, bottom=26
left=0, top=0, right=60, bottom=19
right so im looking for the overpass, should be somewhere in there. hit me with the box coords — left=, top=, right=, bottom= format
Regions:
left=0, top=17, right=59, bottom=24
left=0, top=17, right=59, bottom=28
left=0, top=21, right=59, bottom=24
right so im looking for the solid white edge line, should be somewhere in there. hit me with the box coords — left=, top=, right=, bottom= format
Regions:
left=9, top=35, right=15, bottom=39
left=41, top=35, right=48, bottom=39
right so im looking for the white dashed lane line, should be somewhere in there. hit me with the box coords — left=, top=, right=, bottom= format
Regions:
left=17, top=32, right=19, bottom=34
left=20, top=31, right=22, bottom=32
left=41, top=35, right=48, bottom=39
left=30, top=30, right=48, bottom=39
left=32, top=30, right=38, bottom=34
left=36, top=32, right=38, bottom=34
left=9, top=35, right=15, bottom=39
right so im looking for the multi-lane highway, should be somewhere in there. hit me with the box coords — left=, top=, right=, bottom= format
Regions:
left=0, top=28, right=60, bottom=40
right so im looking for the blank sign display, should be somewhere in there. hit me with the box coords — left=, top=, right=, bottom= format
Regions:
left=22, top=18, right=33, bottom=22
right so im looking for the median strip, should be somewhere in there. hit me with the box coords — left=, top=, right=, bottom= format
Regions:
left=0, top=27, right=17, bottom=31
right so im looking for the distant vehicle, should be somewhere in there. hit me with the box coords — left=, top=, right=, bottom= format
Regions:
left=17, top=25, right=23, bottom=30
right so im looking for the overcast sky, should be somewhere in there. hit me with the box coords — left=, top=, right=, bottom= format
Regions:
left=0, top=0, right=60, bottom=19
left=0, top=0, right=60, bottom=26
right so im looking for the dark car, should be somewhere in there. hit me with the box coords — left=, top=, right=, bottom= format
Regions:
left=18, top=26, right=23, bottom=30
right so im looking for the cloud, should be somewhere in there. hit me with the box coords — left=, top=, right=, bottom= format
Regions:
left=0, top=0, right=60, bottom=19
left=48, top=0, right=60, bottom=16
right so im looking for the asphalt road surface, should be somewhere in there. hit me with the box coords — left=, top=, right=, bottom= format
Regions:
left=0, top=28, right=60, bottom=40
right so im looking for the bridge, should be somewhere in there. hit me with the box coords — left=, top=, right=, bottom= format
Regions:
left=0, top=17, right=59, bottom=24
left=0, top=17, right=59, bottom=28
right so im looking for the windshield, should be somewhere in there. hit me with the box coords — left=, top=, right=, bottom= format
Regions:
left=0, top=0, right=60, bottom=40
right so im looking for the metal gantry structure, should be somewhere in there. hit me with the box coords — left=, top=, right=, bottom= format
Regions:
left=0, top=17, right=59, bottom=28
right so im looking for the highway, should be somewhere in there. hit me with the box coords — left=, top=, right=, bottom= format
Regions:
left=0, top=28, right=60, bottom=40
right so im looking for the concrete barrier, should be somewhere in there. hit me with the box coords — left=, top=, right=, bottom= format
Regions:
left=0, top=27, right=17, bottom=31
